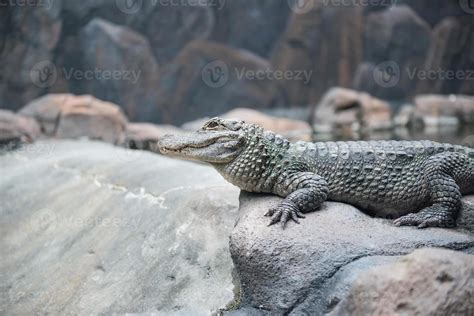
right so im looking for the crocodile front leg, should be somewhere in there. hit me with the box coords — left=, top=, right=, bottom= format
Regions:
left=265, top=172, right=328, bottom=228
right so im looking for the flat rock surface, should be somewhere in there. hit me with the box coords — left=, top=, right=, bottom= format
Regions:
left=230, top=192, right=474, bottom=315
left=0, top=140, right=240, bottom=315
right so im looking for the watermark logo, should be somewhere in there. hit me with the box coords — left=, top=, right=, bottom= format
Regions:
left=0, top=0, right=56, bottom=9
left=373, top=61, right=400, bottom=88
left=116, top=0, right=144, bottom=14
left=406, top=67, right=474, bottom=81
left=202, top=60, right=229, bottom=88
left=116, top=0, right=226, bottom=14
left=288, top=0, right=315, bottom=14
left=30, top=60, right=57, bottom=88
left=29, top=208, right=58, bottom=232
left=235, top=68, right=312, bottom=84
left=459, top=0, right=474, bottom=14
left=63, top=68, right=142, bottom=84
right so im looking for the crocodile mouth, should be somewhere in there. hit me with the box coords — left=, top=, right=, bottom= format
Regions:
left=159, top=134, right=237, bottom=153
left=158, top=131, right=245, bottom=164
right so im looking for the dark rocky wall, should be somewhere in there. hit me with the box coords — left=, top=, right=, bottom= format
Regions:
left=0, top=0, right=472, bottom=123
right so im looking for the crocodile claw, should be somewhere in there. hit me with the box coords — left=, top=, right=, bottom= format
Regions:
left=393, top=206, right=455, bottom=229
left=265, top=201, right=305, bottom=229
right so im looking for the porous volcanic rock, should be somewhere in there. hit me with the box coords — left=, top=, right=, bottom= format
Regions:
left=333, top=248, right=474, bottom=316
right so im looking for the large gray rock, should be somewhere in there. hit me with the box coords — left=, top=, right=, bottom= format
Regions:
left=0, top=140, right=240, bottom=315
left=74, top=19, right=160, bottom=121
left=230, top=192, right=474, bottom=315
left=333, top=248, right=474, bottom=316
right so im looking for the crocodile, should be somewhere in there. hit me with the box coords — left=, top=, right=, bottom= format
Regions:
left=158, top=118, right=474, bottom=229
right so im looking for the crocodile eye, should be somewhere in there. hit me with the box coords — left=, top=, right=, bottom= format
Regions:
left=204, top=120, right=220, bottom=130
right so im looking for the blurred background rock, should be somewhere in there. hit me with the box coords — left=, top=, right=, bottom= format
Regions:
left=0, top=0, right=473, bottom=145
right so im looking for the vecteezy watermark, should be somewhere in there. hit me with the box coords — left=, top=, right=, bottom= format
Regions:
left=234, top=68, right=313, bottom=84
left=29, top=208, right=58, bottom=232
left=0, top=0, right=56, bottom=9
left=325, top=0, right=397, bottom=6
left=288, top=0, right=396, bottom=13
left=61, top=216, right=140, bottom=229
left=116, top=0, right=226, bottom=14
left=288, top=0, right=315, bottom=14
left=202, top=60, right=229, bottom=88
left=30, top=60, right=58, bottom=88
left=12, top=142, right=57, bottom=157
left=373, top=61, right=400, bottom=88
left=459, top=0, right=474, bottom=14
left=30, top=60, right=142, bottom=87
left=116, top=0, right=144, bottom=14
left=28, top=208, right=140, bottom=232
left=201, top=60, right=312, bottom=88
left=63, top=68, right=142, bottom=84
left=406, top=68, right=474, bottom=81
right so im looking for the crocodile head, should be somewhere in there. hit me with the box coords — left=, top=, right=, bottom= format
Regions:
left=158, top=118, right=248, bottom=164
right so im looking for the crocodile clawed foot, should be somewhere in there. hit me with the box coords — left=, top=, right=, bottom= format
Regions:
left=265, top=201, right=305, bottom=229
left=393, top=206, right=455, bottom=229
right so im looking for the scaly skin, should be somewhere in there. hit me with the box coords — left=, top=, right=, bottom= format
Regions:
left=159, top=118, right=474, bottom=229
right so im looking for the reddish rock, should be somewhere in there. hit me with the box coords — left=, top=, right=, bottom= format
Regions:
left=224, top=108, right=311, bottom=141
left=311, top=87, right=392, bottom=132
left=20, top=94, right=128, bottom=144
left=156, top=40, right=286, bottom=125
left=182, top=108, right=311, bottom=141
left=271, top=1, right=363, bottom=105
left=334, top=248, right=474, bottom=316
left=74, top=18, right=160, bottom=122
left=0, top=110, right=41, bottom=146
left=413, top=94, right=474, bottom=127
left=354, top=5, right=431, bottom=100
left=125, top=123, right=184, bottom=151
